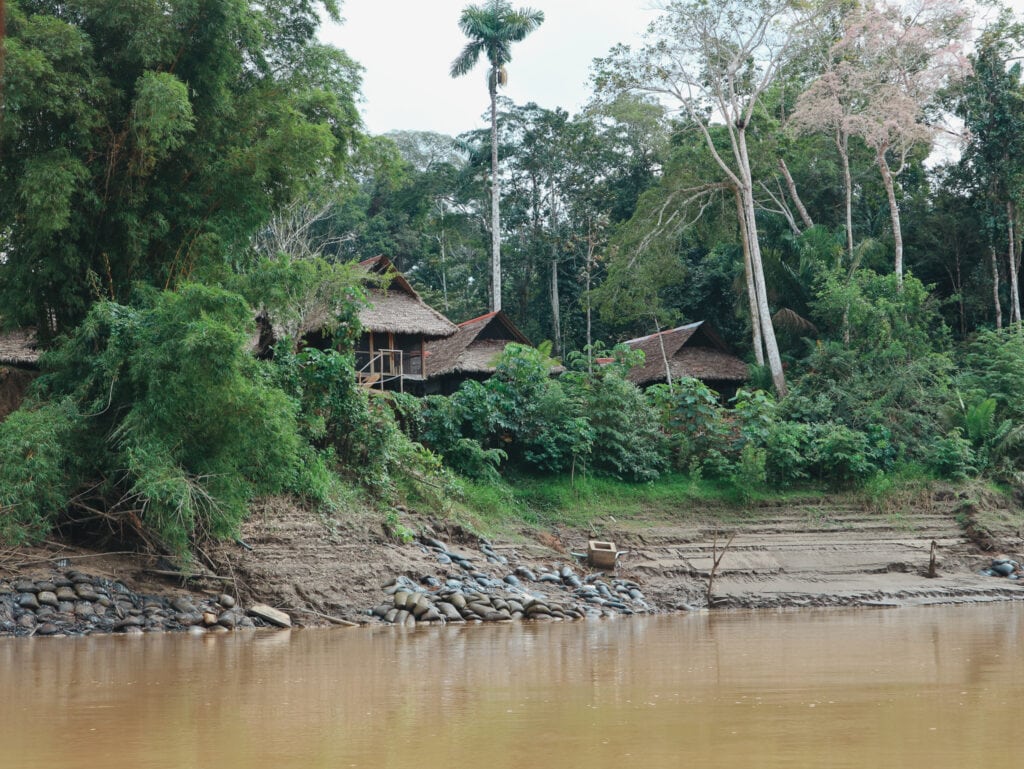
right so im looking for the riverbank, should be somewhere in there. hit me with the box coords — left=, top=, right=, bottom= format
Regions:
left=1, top=485, right=1022, bottom=637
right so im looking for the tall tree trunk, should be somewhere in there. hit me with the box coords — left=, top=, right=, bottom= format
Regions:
left=585, top=226, right=596, bottom=374
left=0, top=0, right=6, bottom=152
left=653, top=315, right=673, bottom=392
left=549, top=182, right=561, bottom=355
left=876, top=148, right=903, bottom=288
left=1008, top=201, right=1020, bottom=325
left=838, top=128, right=854, bottom=267
left=735, top=187, right=764, bottom=366
left=438, top=203, right=449, bottom=311
left=489, top=68, right=501, bottom=312
left=991, top=244, right=1002, bottom=330
left=738, top=130, right=786, bottom=397
left=778, top=158, right=813, bottom=230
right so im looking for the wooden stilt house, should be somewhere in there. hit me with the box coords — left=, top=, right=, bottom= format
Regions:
left=354, top=256, right=457, bottom=391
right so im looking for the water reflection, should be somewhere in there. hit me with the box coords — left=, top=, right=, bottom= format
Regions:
left=1, top=604, right=1022, bottom=769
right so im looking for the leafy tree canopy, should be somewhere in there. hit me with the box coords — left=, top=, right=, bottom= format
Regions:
left=0, top=0, right=364, bottom=336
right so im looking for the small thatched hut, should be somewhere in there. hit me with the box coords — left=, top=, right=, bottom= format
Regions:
left=622, top=321, right=748, bottom=397
left=0, top=329, right=40, bottom=421
left=353, top=256, right=457, bottom=390
left=422, top=310, right=534, bottom=394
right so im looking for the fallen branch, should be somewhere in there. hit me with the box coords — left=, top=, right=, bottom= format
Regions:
left=4, top=550, right=140, bottom=571
left=284, top=606, right=359, bottom=627
left=143, top=568, right=234, bottom=583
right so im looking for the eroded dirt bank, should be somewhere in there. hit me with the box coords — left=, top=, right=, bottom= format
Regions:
left=2, top=489, right=1023, bottom=636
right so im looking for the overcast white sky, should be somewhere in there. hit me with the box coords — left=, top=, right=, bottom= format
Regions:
left=323, top=1, right=1024, bottom=139
left=321, top=0, right=660, bottom=137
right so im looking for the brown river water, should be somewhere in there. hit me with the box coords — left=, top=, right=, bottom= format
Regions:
left=1, top=603, right=1022, bottom=769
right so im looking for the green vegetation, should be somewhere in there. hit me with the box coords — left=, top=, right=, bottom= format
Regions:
left=5, top=0, right=1024, bottom=561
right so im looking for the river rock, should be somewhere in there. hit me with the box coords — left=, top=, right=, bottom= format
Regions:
left=114, top=616, right=144, bottom=631
left=419, top=607, right=441, bottom=622
left=992, top=561, right=1015, bottom=577
left=56, top=586, right=77, bottom=603
left=248, top=604, right=292, bottom=628
left=170, top=596, right=196, bottom=613
left=218, top=594, right=236, bottom=609
left=36, top=623, right=60, bottom=636
left=436, top=602, right=462, bottom=621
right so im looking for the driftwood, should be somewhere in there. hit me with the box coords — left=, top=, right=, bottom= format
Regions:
left=285, top=606, right=359, bottom=627
left=143, top=568, right=234, bottom=583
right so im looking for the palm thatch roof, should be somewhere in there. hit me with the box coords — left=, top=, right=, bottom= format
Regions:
left=0, top=329, right=40, bottom=369
left=623, top=321, right=748, bottom=386
left=357, top=256, right=457, bottom=338
left=424, top=311, right=532, bottom=376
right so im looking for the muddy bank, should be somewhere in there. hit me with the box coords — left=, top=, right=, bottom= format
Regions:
left=1, top=490, right=1022, bottom=637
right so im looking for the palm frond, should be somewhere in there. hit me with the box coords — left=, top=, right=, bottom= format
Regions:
left=450, top=40, right=486, bottom=77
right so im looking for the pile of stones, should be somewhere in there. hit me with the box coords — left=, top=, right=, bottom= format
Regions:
left=369, top=536, right=652, bottom=627
left=0, top=569, right=282, bottom=637
left=981, top=556, right=1022, bottom=580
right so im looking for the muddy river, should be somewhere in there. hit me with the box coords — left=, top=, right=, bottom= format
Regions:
left=2, top=603, right=1022, bottom=768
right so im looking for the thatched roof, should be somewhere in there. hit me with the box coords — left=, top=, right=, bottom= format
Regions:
left=623, top=321, right=748, bottom=386
left=357, top=256, right=457, bottom=339
left=424, top=311, right=532, bottom=377
left=0, top=329, right=40, bottom=369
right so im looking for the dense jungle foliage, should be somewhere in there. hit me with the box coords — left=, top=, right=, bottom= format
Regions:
left=5, top=0, right=1024, bottom=558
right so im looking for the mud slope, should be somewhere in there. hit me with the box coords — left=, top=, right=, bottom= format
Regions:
left=603, top=496, right=1024, bottom=609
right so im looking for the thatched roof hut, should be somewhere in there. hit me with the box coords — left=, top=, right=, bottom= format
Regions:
left=357, top=256, right=457, bottom=339
left=424, top=311, right=531, bottom=377
left=623, top=321, right=748, bottom=388
left=0, top=329, right=40, bottom=369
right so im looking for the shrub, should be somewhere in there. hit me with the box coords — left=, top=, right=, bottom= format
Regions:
left=806, top=422, right=876, bottom=489
left=2, top=284, right=324, bottom=556
left=0, top=398, right=79, bottom=544
left=924, top=429, right=976, bottom=481
left=648, top=377, right=732, bottom=470
left=763, top=420, right=811, bottom=488
left=562, top=346, right=668, bottom=482
left=418, top=393, right=505, bottom=481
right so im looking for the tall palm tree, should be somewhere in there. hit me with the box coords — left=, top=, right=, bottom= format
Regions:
left=450, top=0, right=543, bottom=312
